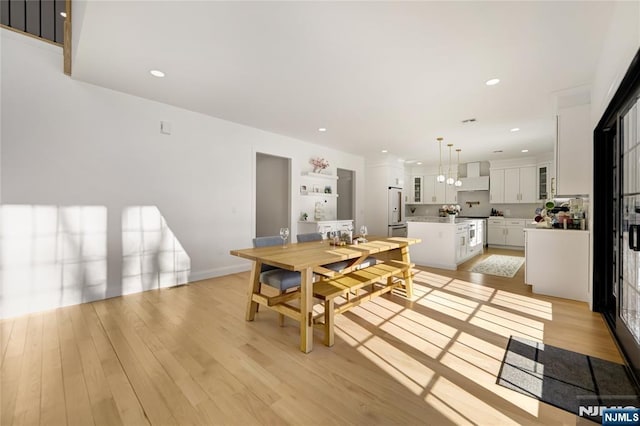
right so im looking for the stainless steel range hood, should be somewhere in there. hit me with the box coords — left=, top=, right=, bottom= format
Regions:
left=460, top=162, right=489, bottom=191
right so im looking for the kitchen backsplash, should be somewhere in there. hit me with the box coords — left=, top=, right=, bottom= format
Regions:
left=406, top=190, right=540, bottom=219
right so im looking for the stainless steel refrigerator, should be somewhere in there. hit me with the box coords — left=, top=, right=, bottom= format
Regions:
left=388, top=187, right=407, bottom=237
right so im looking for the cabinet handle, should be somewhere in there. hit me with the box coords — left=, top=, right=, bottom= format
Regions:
left=630, top=225, right=640, bottom=252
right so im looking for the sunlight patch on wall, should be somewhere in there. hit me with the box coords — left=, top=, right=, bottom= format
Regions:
left=1, top=205, right=107, bottom=319
left=122, top=206, right=190, bottom=294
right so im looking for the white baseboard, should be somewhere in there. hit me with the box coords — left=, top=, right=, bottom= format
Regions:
left=413, top=260, right=457, bottom=271
left=189, top=264, right=251, bottom=282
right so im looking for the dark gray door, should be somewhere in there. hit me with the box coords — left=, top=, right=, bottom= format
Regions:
left=256, top=153, right=290, bottom=237
left=337, top=168, right=354, bottom=220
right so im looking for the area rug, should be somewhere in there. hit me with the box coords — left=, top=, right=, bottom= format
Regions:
left=497, top=336, right=640, bottom=423
left=469, top=255, right=524, bottom=277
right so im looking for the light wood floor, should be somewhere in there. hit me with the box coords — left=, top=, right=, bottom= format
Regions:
left=1, top=248, right=622, bottom=425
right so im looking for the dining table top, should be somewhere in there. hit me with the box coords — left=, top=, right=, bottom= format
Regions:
left=230, top=236, right=421, bottom=271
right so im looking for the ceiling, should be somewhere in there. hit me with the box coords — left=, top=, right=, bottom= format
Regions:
left=72, top=1, right=613, bottom=166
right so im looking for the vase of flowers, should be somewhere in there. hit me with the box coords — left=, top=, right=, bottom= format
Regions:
left=310, top=157, right=330, bottom=173
left=443, top=204, right=461, bottom=222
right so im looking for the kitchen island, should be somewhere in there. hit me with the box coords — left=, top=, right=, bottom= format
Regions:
left=407, top=217, right=484, bottom=270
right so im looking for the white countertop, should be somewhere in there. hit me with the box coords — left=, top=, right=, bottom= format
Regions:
left=298, top=219, right=353, bottom=224
left=406, top=217, right=476, bottom=224
left=524, top=227, right=589, bottom=233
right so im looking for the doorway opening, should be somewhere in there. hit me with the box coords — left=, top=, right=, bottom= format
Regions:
left=256, top=153, right=291, bottom=237
left=337, top=169, right=355, bottom=221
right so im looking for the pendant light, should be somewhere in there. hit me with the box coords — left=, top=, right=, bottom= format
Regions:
left=446, top=143, right=455, bottom=185
left=455, top=149, right=463, bottom=187
left=436, top=137, right=445, bottom=183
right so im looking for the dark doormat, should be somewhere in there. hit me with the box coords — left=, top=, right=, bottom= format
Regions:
left=497, top=336, right=640, bottom=423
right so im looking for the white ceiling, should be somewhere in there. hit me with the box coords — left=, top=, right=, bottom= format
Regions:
left=72, top=1, right=613, bottom=166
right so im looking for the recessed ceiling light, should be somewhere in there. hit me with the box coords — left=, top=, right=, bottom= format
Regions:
left=381, top=150, right=388, bottom=153
left=510, top=127, right=520, bottom=132
left=521, top=149, right=529, bottom=153
left=493, top=150, right=503, bottom=153
left=318, top=127, right=327, bottom=132
left=417, top=162, right=422, bottom=165
left=60, top=11, right=67, bottom=18
left=485, top=78, right=500, bottom=86
left=150, top=70, right=165, bottom=78
left=461, top=118, right=477, bottom=124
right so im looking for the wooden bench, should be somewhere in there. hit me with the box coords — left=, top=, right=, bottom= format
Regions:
left=312, top=260, right=412, bottom=346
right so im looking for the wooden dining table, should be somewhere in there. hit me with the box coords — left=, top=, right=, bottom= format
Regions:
left=230, top=236, right=421, bottom=353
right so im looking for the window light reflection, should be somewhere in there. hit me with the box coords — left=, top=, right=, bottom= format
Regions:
left=1, top=205, right=107, bottom=319
left=122, top=206, right=190, bottom=294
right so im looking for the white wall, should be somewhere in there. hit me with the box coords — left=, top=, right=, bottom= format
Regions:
left=0, top=29, right=365, bottom=318
left=588, top=1, right=640, bottom=310
left=591, top=1, right=640, bottom=126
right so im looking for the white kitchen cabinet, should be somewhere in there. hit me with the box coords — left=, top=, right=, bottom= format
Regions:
left=501, top=167, right=536, bottom=204
left=419, top=175, right=449, bottom=204
left=487, top=218, right=505, bottom=245
left=489, top=169, right=505, bottom=203
left=524, top=229, right=589, bottom=302
left=505, top=219, right=526, bottom=246
left=455, top=223, right=469, bottom=262
left=423, top=175, right=437, bottom=203
left=445, top=183, right=457, bottom=204
left=410, top=176, right=424, bottom=204
left=555, top=103, right=591, bottom=196
left=537, top=162, right=553, bottom=201
left=488, top=217, right=526, bottom=248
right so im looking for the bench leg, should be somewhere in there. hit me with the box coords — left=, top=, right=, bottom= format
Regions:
left=400, top=246, right=414, bottom=298
left=324, top=299, right=335, bottom=347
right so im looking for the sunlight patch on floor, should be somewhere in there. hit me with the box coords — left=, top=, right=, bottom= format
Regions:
left=412, top=270, right=453, bottom=288
left=491, top=292, right=553, bottom=322
left=443, top=279, right=496, bottom=302
left=356, top=335, right=436, bottom=396
left=429, top=375, right=524, bottom=424
left=416, top=289, right=479, bottom=321
left=332, top=269, right=555, bottom=423
left=441, top=334, right=540, bottom=417
left=469, top=305, right=544, bottom=341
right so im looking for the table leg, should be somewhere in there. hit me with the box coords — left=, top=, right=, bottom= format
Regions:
left=300, top=267, right=314, bottom=353
left=245, top=261, right=261, bottom=321
left=401, top=246, right=414, bottom=298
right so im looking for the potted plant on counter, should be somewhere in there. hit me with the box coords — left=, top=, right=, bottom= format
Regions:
left=443, top=204, right=461, bottom=222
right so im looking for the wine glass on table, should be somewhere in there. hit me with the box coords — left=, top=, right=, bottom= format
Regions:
left=279, top=227, right=289, bottom=248
left=359, top=225, right=368, bottom=242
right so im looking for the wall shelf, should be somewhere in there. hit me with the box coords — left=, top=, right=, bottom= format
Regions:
left=301, top=192, right=339, bottom=197
left=302, top=172, right=339, bottom=180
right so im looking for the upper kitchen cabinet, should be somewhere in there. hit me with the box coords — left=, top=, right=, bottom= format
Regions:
left=409, top=176, right=424, bottom=203
left=504, top=166, right=536, bottom=203
left=489, top=169, right=505, bottom=203
left=421, top=175, right=456, bottom=204
left=537, top=162, right=553, bottom=201
left=555, top=102, right=591, bottom=196
left=490, top=160, right=537, bottom=204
